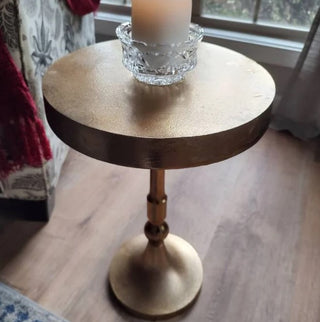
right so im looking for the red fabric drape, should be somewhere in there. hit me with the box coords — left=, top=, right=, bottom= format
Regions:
left=65, top=0, right=100, bottom=16
left=0, top=31, right=52, bottom=179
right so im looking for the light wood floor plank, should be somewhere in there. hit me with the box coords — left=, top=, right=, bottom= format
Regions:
left=0, top=129, right=319, bottom=322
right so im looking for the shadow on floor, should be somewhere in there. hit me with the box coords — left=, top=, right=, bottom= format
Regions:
left=0, top=218, right=45, bottom=276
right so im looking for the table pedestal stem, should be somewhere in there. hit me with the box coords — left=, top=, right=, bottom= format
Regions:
left=109, top=170, right=203, bottom=319
left=145, top=169, right=169, bottom=246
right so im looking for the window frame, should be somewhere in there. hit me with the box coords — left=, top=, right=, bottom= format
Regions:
left=99, top=0, right=309, bottom=42
left=97, top=0, right=309, bottom=68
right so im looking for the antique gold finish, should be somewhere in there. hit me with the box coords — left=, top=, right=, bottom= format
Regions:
left=145, top=169, right=168, bottom=245
left=109, top=169, right=202, bottom=318
left=43, top=40, right=276, bottom=319
left=43, top=41, right=276, bottom=170
left=109, top=234, right=203, bottom=319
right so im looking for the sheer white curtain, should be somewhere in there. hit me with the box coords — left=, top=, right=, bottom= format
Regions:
left=272, top=7, right=320, bottom=140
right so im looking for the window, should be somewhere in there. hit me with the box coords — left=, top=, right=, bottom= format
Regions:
left=202, top=0, right=319, bottom=28
left=100, top=0, right=319, bottom=31
left=101, top=0, right=131, bottom=6
left=97, top=0, right=318, bottom=67
left=103, top=0, right=131, bottom=5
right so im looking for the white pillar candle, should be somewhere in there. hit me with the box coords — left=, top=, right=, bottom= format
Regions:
left=132, top=0, right=192, bottom=44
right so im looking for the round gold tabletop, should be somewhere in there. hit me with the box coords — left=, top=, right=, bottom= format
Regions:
left=43, top=40, right=275, bottom=169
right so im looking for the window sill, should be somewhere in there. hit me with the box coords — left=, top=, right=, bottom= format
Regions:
left=95, top=11, right=303, bottom=68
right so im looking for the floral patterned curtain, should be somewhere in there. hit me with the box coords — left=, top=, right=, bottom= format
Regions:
left=0, top=0, right=95, bottom=200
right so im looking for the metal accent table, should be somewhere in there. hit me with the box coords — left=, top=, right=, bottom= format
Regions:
left=43, top=40, right=275, bottom=319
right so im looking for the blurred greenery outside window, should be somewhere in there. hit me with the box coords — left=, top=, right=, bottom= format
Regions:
left=203, top=0, right=319, bottom=28
left=102, top=0, right=320, bottom=29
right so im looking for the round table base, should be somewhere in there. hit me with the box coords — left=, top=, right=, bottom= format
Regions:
left=109, top=234, right=203, bottom=319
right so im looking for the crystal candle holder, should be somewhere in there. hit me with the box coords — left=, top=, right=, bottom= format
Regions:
left=116, top=22, right=204, bottom=86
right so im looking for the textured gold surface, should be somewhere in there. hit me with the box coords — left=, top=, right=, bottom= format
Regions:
left=109, top=169, right=201, bottom=319
left=43, top=40, right=275, bottom=169
left=147, top=169, right=167, bottom=228
left=109, top=234, right=203, bottom=319
left=42, top=41, right=275, bottom=318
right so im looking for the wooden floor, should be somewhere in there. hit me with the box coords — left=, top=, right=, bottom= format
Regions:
left=0, top=129, right=320, bottom=322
